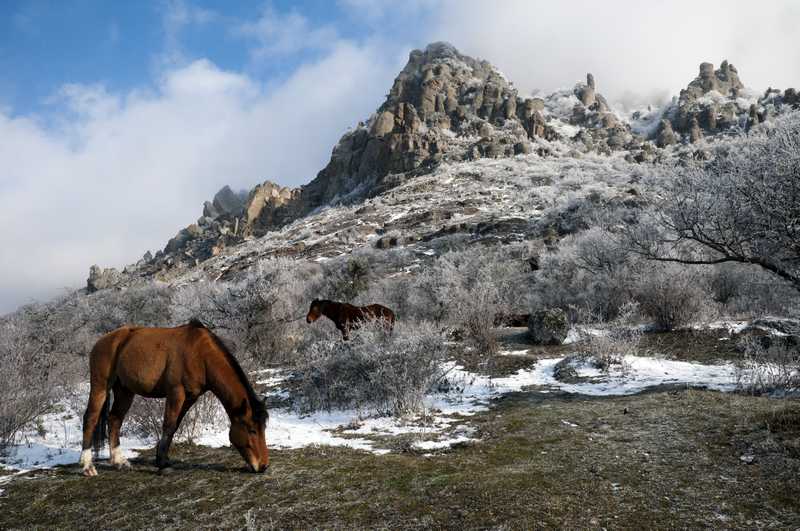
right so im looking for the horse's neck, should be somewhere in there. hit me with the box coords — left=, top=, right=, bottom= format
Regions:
left=206, top=353, right=249, bottom=417
left=321, top=302, right=340, bottom=320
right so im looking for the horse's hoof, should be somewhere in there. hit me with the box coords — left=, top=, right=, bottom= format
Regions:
left=82, top=465, right=98, bottom=477
left=158, top=466, right=175, bottom=476
left=114, top=460, right=131, bottom=471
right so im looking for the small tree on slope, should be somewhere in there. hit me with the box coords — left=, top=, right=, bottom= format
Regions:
left=628, top=114, right=800, bottom=291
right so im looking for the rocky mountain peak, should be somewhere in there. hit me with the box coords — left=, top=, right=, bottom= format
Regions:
left=684, top=60, right=744, bottom=101
left=99, top=46, right=800, bottom=284
left=666, top=60, right=797, bottom=144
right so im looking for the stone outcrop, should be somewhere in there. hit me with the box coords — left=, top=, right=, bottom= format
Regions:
left=559, top=73, right=637, bottom=153
left=87, top=265, right=121, bottom=293
left=656, top=119, right=677, bottom=147
left=666, top=60, right=800, bottom=142
left=202, top=185, right=247, bottom=220
left=243, top=181, right=300, bottom=237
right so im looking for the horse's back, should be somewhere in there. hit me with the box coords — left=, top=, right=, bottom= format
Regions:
left=95, top=324, right=209, bottom=397
left=364, top=304, right=395, bottom=322
left=88, top=326, right=137, bottom=380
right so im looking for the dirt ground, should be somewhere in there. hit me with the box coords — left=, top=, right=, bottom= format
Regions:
left=2, top=330, right=799, bottom=530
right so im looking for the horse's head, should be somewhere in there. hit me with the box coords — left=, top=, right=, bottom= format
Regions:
left=306, top=299, right=322, bottom=323
left=228, top=398, right=269, bottom=473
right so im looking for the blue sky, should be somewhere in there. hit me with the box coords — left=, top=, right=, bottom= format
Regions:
left=1, top=0, right=798, bottom=314
left=0, top=1, right=430, bottom=116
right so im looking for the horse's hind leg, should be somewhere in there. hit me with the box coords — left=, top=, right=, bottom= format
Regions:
left=80, top=385, right=108, bottom=477
left=108, top=384, right=134, bottom=470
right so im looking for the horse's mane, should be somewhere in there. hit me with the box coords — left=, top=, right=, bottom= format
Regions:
left=194, top=321, right=268, bottom=423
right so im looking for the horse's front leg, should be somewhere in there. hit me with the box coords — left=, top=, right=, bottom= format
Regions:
left=156, top=391, right=197, bottom=473
left=156, top=390, right=185, bottom=471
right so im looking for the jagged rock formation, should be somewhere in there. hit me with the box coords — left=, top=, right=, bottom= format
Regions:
left=566, top=73, right=637, bottom=153
left=667, top=60, right=799, bottom=142
left=202, top=185, right=248, bottom=220
left=85, top=44, right=800, bottom=283
left=87, top=265, right=121, bottom=293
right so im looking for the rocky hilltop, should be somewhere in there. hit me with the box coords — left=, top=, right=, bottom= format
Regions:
left=86, top=43, right=799, bottom=289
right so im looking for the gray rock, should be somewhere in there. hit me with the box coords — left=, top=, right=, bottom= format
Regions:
left=689, top=116, right=703, bottom=143
left=211, top=185, right=246, bottom=219
left=513, top=141, right=531, bottom=155
left=87, top=265, right=121, bottom=293
left=784, top=88, right=799, bottom=107
left=202, top=200, right=220, bottom=219
left=528, top=308, right=569, bottom=345
left=656, top=119, right=677, bottom=147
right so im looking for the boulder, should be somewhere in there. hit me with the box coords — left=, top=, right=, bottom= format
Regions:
left=689, top=116, right=703, bottom=143
left=656, top=119, right=677, bottom=147
left=784, top=88, right=799, bottom=107
left=87, top=265, right=121, bottom=293
left=211, top=185, right=246, bottom=219
left=528, top=308, right=569, bottom=345
left=370, top=111, right=395, bottom=136
left=243, top=180, right=299, bottom=236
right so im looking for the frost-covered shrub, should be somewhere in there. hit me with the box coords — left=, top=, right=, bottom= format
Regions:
left=574, top=303, right=642, bottom=371
left=0, top=316, right=60, bottom=449
left=294, top=321, right=447, bottom=416
left=708, top=263, right=748, bottom=306
left=634, top=263, right=715, bottom=331
left=628, top=113, right=800, bottom=293
left=123, top=392, right=226, bottom=444
left=358, top=274, right=415, bottom=321
left=736, top=336, right=800, bottom=396
left=405, top=244, right=534, bottom=354
left=532, top=228, right=636, bottom=321
left=172, top=258, right=321, bottom=363
left=319, top=256, right=371, bottom=303
left=81, top=283, right=174, bottom=334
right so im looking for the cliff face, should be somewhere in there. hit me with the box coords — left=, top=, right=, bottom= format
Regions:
left=92, top=43, right=799, bottom=286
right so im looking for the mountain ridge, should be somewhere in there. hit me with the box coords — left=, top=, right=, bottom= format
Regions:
left=85, top=42, right=800, bottom=292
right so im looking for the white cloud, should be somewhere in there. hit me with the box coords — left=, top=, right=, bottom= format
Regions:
left=4, top=0, right=799, bottom=313
left=0, top=43, right=403, bottom=314
left=159, top=0, right=218, bottom=68
left=429, top=0, right=800, bottom=108
left=237, top=6, right=339, bottom=59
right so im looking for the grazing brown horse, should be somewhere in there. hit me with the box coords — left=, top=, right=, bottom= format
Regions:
left=306, top=299, right=395, bottom=340
left=79, top=319, right=268, bottom=476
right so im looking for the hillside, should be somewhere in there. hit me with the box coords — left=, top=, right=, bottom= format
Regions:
left=84, top=42, right=799, bottom=290
left=2, top=42, right=800, bottom=529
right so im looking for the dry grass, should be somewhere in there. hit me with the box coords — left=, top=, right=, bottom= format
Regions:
left=2, top=389, right=799, bottom=530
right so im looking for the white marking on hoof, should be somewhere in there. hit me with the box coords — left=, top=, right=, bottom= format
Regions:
left=79, top=449, right=97, bottom=477
left=110, top=446, right=130, bottom=469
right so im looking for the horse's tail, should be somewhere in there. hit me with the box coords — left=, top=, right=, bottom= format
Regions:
left=92, top=393, right=110, bottom=454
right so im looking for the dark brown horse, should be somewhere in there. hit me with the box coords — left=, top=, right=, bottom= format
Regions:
left=79, top=319, right=268, bottom=476
left=306, top=299, right=395, bottom=340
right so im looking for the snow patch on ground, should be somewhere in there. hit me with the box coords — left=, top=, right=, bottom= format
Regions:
left=0, top=351, right=740, bottom=476
left=497, top=349, right=530, bottom=356
left=0, top=402, right=149, bottom=475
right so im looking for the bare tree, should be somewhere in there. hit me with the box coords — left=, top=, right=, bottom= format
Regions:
left=628, top=115, right=800, bottom=291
